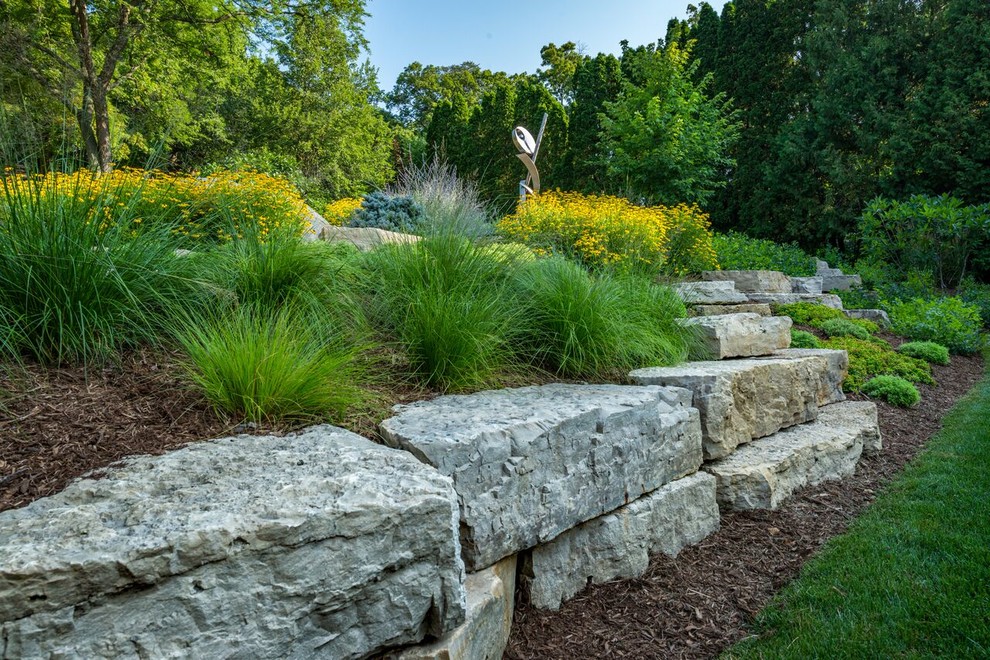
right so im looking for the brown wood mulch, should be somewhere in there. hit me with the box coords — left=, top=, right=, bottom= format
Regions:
left=505, top=350, right=986, bottom=660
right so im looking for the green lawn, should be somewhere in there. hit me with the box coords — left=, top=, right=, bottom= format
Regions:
left=726, top=357, right=990, bottom=659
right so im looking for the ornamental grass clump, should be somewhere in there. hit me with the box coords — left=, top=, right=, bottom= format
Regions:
left=0, top=170, right=196, bottom=365
left=512, top=257, right=695, bottom=378
left=387, top=155, right=493, bottom=238
left=497, top=191, right=718, bottom=276
left=359, top=232, right=519, bottom=391
left=172, top=302, right=365, bottom=423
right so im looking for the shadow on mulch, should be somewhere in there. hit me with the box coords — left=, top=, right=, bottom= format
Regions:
left=505, top=350, right=986, bottom=660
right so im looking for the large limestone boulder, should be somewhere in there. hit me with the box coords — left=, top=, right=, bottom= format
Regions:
left=380, top=384, right=703, bottom=571
left=704, top=401, right=878, bottom=510
left=747, top=292, right=845, bottom=309
left=702, top=270, right=793, bottom=294
left=818, top=400, right=882, bottom=453
left=676, top=313, right=792, bottom=359
left=815, top=259, right=863, bottom=292
left=520, top=473, right=719, bottom=611
left=690, top=303, right=773, bottom=317
left=671, top=281, right=749, bottom=305
left=319, top=225, right=420, bottom=251
left=790, top=276, right=824, bottom=294
left=764, top=348, right=849, bottom=406
left=845, top=308, right=891, bottom=329
left=392, top=556, right=516, bottom=660
left=630, top=356, right=838, bottom=460
left=0, top=426, right=466, bottom=660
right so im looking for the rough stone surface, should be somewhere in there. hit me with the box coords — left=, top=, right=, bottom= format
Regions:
left=702, top=270, right=792, bottom=294
left=818, top=400, right=882, bottom=453
left=815, top=259, right=863, bottom=291
left=318, top=225, right=420, bottom=251
left=704, top=401, right=876, bottom=509
left=0, top=426, right=466, bottom=660
left=520, top=473, right=719, bottom=611
left=689, top=303, right=773, bottom=317
left=747, top=292, right=845, bottom=309
left=630, top=356, right=831, bottom=460
left=845, top=308, right=892, bottom=329
left=380, top=384, right=703, bottom=571
left=764, top=348, right=849, bottom=406
left=392, top=556, right=516, bottom=660
left=671, top=281, right=749, bottom=305
left=301, top=205, right=332, bottom=242
left=790, top=276, right=824, bottom=294
left=676, top=313, right=792, bottom=359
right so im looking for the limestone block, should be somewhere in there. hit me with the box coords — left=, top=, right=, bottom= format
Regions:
left=690, top=303, right=773, bottom=317
left=380, top=384, right=703, bottom=571
left=676, top=313, right=792, bottom=359
left=818, top=400, right=881, bottom=453
left=319, top=225, right=419, bottom=251
left=702, top=270, right=792, bottom=293
left=845, top=308, right=891, bottom=329
left=301, top=205, right=331, bottom=242
left=671, top=281, right=748, bottom=305
left=747, top=293, right=845, bottom=309
left=630, top=356, right=833, bottom=460
left=790, top=276, right=824, bottom=294
left=520, top=473, right=719, bottom=610
left=765, top=348, right=849, bottom=406
left=705, top=401, right=876, bottom=509
left=392, top=555, right=516, bottom=660
left=0, top=426, right=466, bottom=660
left=821, top=273, right=863, bottom=292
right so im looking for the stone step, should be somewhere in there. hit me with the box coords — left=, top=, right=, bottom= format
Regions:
left=392, top=556, right=516, bottom=660
left=380, top=384, right=703, bottom=571
left=689, top=303, right=773, bottom=317
left=790, top=276, right=824, bottom=294
left=845, top=308, right=891, bottom=329
left=630, top=354, right=841, bottom=460
left=672, top=281, right=749, bottom=305
left=520, top=472, right=719, bottom=611
left=0, top=426, right=466, bottom=660
left=702, top=269, right=792, bottom=294
left=761, top=348, right=849, bottom=406
left=747, top=292, right=845, bottom=309
left=704, top=401, right=879, bottom=510
left=676, top=313, right=792, bottom=359
left=821, top=273, right=863, bottom=292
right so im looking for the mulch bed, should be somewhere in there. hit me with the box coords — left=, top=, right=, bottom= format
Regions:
left=505, top=349, right=986, bottom=659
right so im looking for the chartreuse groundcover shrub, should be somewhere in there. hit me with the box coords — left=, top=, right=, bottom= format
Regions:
left=861, top=375, right=922, bottom=407
left=822, top=336, right=934, bottom=392
left=897, top=341, right=950, bottom=366
left=790, top=330, right=822, bottom=349
left=497, top=191, right=719, bottom=276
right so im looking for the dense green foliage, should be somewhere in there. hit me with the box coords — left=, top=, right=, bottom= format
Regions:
left=897, top=341, right=950, bottom=366
left=729, top=365, right=990, bottom=658
left=958, top=278, right=990, bottom=328
left=823, top=336, right=934, bottom=392
left=790, top=330, right=822, bottom=349
left=861, top=375, right=922, bottom=408
left=771, top=303, right=845, bottom=327
left=712, top=232, right=816, bottom=276
left=888, top=297, right=985, bottom=354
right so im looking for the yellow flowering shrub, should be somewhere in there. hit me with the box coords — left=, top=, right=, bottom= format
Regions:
left=1, top=168, right=308, bottom=243
left=323, top=197, right=363, bottom=226
left=496, top=191, right=719, bottom=275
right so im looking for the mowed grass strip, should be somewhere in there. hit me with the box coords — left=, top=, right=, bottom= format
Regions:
left=727, top=359, right=990, bottom=659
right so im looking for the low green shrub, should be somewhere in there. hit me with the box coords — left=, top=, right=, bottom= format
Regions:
left=350, top=191, right=425, bottom=233
left=814, top=318, right=871, bottom=341
left=360, top=232, right=516, bottom=391
left=790, top=329, right=822, bottom=349
left=712, top=231, right=816, bottom=276
left=897, top=341, right=950, bottom=365
left=173, top=303, right=366, bottom=423
left=772, top=302, right=845, bottom=326
left=887, top=296, right=985, bottom=354
left=861, top=375, right=921, bottom=407
left=513, top=258, right=695, bottom=377
left=958, top=277, right=990, bottom=328
left=823, top=336, right=934, bottom=391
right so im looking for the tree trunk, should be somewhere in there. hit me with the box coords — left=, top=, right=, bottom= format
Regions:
left=92, top=87, right=112, bottom=172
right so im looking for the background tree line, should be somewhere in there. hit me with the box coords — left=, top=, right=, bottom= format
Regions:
left=1, top=0, right=986, bottom=249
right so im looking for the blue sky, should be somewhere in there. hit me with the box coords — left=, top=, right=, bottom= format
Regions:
left=364, top=1, right=729, bottom=92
